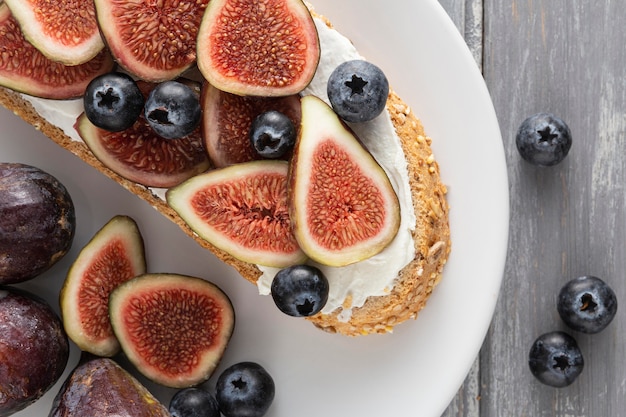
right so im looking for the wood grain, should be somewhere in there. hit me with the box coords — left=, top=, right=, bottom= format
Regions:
left=481, top=1, right=626, bottom=416
left=440, top=0, right=626, bottom=417
left=438, top=0, right=626, bottom=416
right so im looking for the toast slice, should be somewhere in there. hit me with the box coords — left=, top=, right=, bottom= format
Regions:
left=0, top=7, right=450, bottom=336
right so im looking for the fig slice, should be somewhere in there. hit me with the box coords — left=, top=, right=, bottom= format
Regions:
left=166, top=160, right=307, bottom=268
left=4, top=0, right=103, bottom=65
left=289, top=95, right=401, bottom=267
left=75, top=81, right=211, bottom=189
left=201, top=82, right=302, bottom=167
left=196, top=0, right=320, bottom=97
left=60, top=215, right=146, bottom=357
left=94, top=0, right=210, bottom=82
left=0, top=3, right=115, bottom=99
left=109, top=273, right=235, bottom=388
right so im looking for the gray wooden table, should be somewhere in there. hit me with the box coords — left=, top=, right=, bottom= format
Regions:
left=439, top=1, right=626, bottom=416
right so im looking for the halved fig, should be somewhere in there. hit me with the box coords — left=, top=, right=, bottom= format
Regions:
left=94, top=0, right=210, bottom=82
left=201, top=82, right=302, bottom=167
left=75, top=80, right=210, bottom=188
left=109, top=273, right=235, bottom=388
left=4, top=0, right=103, bottom=65
left=60, top=215, right=146, bottom=357
left=0, top=3, right=114, bottom=99
left=166, top=160, right=307, bottom=268
left=196, top=0, right=320, bottom=97
left=289, top=95, right=401, bottom=267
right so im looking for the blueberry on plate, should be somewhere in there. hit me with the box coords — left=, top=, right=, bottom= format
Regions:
left=327, top=59, right=389, bottom=123
left=528, top=331, right=584, bottom=388
left=557, top=275, right=618, bottom=334
left=515, top=112, right=572, bottom=166
left=144, top=80, right=201, bottom=139
left=271, top=264, right=329, bottom=317
left=83, top=72, right=144, bottom=132
left=169, top=387, right=220, bottom=417
left=249, top=110, right=296, bottom=159
left=216, top=362, right=275, bottom=417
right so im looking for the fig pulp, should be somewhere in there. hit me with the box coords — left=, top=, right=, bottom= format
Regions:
left=4, top=0, right=103, bottom=65
left=60, top=215, right=146, bottom=357
left=76, top=80, right=211, bottom=188
left=94, top=0, right=210, bottom=82
left=109, top=273, right=235, bottom=388
left=289, top=95, right=401, bottom=266
left=49, top=356, right=170, bottom=417
left=166, top=160, right=307, bottom=268
left=0, top=3, right=114, bottom=99
left=197, top=0, right=320, bottom=97
left=202, top=82, right=302, bottom=167
left=0, top=163, right=76, bottom=284
left=0, top=287, right=69, bottom=416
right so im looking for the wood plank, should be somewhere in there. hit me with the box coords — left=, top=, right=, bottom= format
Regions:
left=481, top=1, right=626, bottom=415
left=439, top=0, right=483, bottom=71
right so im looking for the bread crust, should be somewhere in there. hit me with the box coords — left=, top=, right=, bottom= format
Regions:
left=0, top=10, right=449, bottom=337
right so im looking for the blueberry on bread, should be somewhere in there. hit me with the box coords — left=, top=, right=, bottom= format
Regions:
left=0, top=0, right=449, bottom=336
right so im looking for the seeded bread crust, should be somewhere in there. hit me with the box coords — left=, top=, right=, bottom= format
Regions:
left=0, top=10, right=449, bottom=337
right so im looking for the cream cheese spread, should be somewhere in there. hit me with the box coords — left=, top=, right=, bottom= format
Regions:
left=19, top=17, right=417, bottom=322
left=257, top=19, right=417, bottom=321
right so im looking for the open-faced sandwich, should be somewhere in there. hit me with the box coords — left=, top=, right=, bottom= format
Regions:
left=0, top=0, right=450, bottom=336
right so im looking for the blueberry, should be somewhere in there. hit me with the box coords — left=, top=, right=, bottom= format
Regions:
left=515, top=112, right=572, bottom=166
left=327, top=59, right=389, bottom=123
left=169, top=387, right=220, bottom=417
left=249, top=110, right=296, bottom=159
left=216, top=362, right=275, bottom=417
left=557, top=275, right=618, bottom=334
left=144, top=80, right=201, bottom=139
left=83, top=72, right=144, bottom=132
left=528, top=331, right=584, bottom=387
left=271, top=265, right=329, bottom=317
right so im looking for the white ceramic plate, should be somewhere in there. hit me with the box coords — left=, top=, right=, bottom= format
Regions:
left=5, top=0, right=508, bottom=416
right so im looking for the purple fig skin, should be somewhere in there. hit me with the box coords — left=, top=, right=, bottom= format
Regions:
left=49, top=356, right=170, bottom=417
left=0, top=163, right=76, bottom=284
left=0, top=287, right=69, bottom=416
